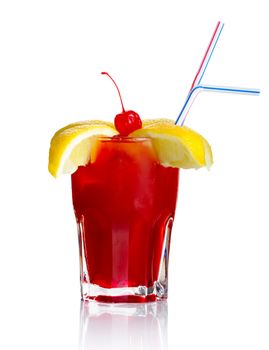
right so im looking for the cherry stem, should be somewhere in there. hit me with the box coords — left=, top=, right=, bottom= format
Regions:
left=101, top=72, right=125, bottom=112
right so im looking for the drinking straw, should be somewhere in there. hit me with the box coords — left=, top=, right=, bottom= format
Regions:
left=190, top=21, right=225, bottom=90
left=175, top=21, right=226, bottom=126
left=176, top=85, right=260, bottom=126
left=175, top=21, right=260, bottom=125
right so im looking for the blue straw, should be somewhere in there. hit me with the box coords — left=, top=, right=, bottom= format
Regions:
left=197, top=23, right=225, bottom=85
left=175, top=85, right=260, bottom=126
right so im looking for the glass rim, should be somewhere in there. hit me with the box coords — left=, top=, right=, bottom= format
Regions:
left=94, top=136, right=152, bottom=143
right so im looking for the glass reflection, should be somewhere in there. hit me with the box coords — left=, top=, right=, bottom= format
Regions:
left=79, top=301, right=168, bottom=350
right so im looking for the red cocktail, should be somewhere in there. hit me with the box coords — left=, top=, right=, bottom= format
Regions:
left=49, top=73, right=213, bottom=303
left=72, top=137, right=179, bottom=302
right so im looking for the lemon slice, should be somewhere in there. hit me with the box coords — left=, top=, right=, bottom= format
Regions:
left=48, top=120, right=117, bottom=177
left=142, top=118, right=175, bottom=127
left=130, top=119, right=213, bottom=169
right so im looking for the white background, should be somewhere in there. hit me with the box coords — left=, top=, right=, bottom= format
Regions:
left=0, top=0, right=268, bottom=349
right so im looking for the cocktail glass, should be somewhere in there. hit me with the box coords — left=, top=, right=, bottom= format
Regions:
left=71, top=136, right=179, bottom=302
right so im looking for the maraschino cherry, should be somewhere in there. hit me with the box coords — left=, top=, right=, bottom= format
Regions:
left=101, top=72, right=142, bottom=136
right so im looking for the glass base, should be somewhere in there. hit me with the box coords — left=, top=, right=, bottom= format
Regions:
left=81, top=281, right=168, bottom=303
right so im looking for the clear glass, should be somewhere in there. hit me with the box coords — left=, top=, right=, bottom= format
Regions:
left=71, top=137, right=179, bottom=302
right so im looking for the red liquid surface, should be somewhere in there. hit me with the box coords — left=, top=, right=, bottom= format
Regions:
left=72, top=137, right=179, bottom=290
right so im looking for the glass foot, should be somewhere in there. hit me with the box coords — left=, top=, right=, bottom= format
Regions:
left=81, top=281, right=167, bottom=303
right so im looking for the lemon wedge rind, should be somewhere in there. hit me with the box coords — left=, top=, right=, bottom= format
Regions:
left=48, top=121, right=117, bottom=178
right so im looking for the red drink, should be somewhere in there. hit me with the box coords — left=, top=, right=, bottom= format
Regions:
left=72, top=137, right=179, bottom=302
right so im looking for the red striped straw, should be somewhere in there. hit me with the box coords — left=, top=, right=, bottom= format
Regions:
left=175, top=84, right=260, bottom=125
left=175, top=22, right=260, bottom=125
left=190, top=21, right=225, bottom=90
